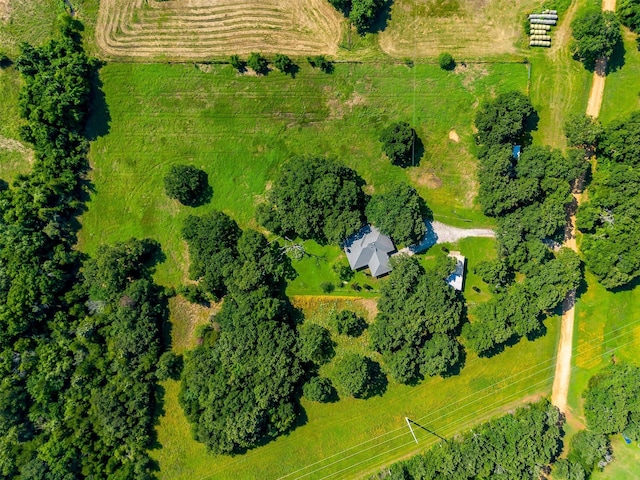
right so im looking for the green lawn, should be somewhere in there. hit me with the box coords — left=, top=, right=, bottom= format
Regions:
left=78, top=61, right=527, bottom=288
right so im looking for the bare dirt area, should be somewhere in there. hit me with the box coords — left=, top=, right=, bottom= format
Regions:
left=0, top=135, right=34, bottom=163
left=0, top=0, right=9, bottom=21
left=95, top=0, right=343, bottom=59
left=379, top=0, right=542, bottom=58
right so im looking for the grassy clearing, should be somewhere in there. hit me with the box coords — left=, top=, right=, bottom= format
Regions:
left=0, top=0, right=62, bottom=56
left=599, top=28, right=640, bottom=124
left=566, top=271, right=640, bottom=425
left=151, top=294, right=559, bottom=479
left=528, top=0, right=593, bottom=149
left=78, top=61, right=527, bottom=289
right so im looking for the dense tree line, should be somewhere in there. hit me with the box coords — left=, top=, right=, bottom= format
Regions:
left=583, top=362, right=640, bottom=440
left=577, top=111, right=640, bottom=289
left=179, top=222, right=309, bottom=454
left=370, top=256, right=464, bottom=384
left=0, top=26, right=169, bottom=478
left=467, top=92, right=586, bottom=355
left=372, top=399, right=564, bottom=479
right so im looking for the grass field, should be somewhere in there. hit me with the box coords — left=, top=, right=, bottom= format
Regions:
left=152, top=293, right=560, bottom=479
left=379, top=0, right=544, bottom=59
left=95, top=0, right=343, bottom=60
left=77, top=61, right=528, bottom=289
left=599, top=28, right=640, bottom=124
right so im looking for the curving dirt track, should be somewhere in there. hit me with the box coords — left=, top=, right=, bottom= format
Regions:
left=95, top=0, right=343, bottom=60
left=551, top=0, right=616, bottom=414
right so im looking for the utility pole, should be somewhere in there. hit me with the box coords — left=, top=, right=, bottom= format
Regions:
left=405, top=417, right=418, bottom=444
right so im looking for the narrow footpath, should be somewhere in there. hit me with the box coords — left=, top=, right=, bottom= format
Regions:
left=550, top=0, right=616, bottom=414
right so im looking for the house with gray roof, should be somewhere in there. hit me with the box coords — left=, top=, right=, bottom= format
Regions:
left=344, top=225, right=396, bottom=278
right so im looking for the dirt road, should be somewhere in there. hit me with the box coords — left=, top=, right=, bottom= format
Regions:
left=551, top=0, right=615, bottom=413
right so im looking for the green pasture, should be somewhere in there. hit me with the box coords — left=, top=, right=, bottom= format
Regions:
left=77, top=61, right=527, bottom=288
left=152, top=293, right=560, bottom=479
left=600, top=28, right=640, bottom=124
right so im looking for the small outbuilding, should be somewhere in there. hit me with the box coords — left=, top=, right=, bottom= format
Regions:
left=344, top=225, right=396, bottom=278
left=447, top=251, right=466, bottom=291
left=512, top=145, right=521, bottom=160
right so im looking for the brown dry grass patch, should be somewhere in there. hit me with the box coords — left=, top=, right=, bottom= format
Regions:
left=169, top=295, right=220, bottom=354
left=96, top=0, right=343, bottom=60
left=379, top=0, right=542, bottom=58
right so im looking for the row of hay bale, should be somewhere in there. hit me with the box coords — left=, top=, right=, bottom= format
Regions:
left=529, top=9, right=558, bottom=47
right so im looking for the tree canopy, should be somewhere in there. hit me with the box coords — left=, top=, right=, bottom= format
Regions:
left=475, top=91, right=534, bottom=147
left=571, top=10, right=622, bottom=69
left=469, top=94, right=586, bottom=355
left=182, top=210, right=241, bottom=299
left=257, top=156, right=366, bottom=244
left=617, top=0, right=640, bottom=31
left=379, top=121, right=417, bottom=167
left=583, top=362, right=640, bottom=439
left=164, top=164, right=210, bottom=206
left=327, top=0, right=385, bottom=34
left=365, top=183, right=427, bottom=246
left=0, top=28, right=168, bottom=477
left=334, top=353, right=385, bottom=398
left=370, top=256, right=464, bottom=384
left=179, top=227, right=305, bottom=454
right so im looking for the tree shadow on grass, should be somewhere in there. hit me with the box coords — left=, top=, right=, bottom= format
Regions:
left=188, top=183, right=214, bottom=208
left=362, top=359, right=388, bottom=399
left=607, top=38, right=626, bottom=74
left=367, top=0, right=394, bottom=34
left=283, top=62, right=300, bottom=78
left=84, top=65, right=111, bottom=141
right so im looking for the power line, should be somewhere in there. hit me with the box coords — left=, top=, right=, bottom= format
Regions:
left=274, top=325, right=640, bottom=480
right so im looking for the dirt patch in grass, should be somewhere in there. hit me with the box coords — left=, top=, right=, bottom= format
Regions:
left=169, top=295, right=220, bottom=354
left=0, top=0, right=9, bottom=21
left=95, top=0, right=343, bottom=60
left=448, top=129, right=460, bottom=142
left=410, top=169, right=443, bottom=189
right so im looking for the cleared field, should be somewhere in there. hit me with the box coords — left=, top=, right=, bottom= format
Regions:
left=78, top=61, right=528, bottom=288
left=151, top=295, right=560, bottom=479
left=379, top=0, right=543, bottom=59
left=95, top=0, right=343, bottom=59
left=599, top=28, right=640, bottom=124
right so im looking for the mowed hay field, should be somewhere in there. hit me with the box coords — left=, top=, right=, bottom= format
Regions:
left=78, top=61, right=527, bottom=288
left=96, top=0, right=343, bottom=59
left=379, top=0, right=544, bottom=58
left=153, top=295, right=560, bottom=479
